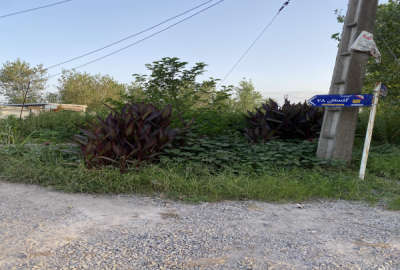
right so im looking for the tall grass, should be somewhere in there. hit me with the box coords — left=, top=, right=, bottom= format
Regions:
left=0, top=111, right=94, bottom=144
left=0, top=104, right=399, bottom=209
left=0, top=145, right=399, bottom=209
left=357, top=102, right=400, bottom=145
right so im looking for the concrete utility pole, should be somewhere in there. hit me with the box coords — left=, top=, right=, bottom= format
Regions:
left=317, top=0, right=378, bottom=162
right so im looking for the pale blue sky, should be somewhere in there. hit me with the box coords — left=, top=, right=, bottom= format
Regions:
left=0, top=0, right=387, bottom=103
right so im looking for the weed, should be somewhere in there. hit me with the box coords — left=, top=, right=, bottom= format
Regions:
left=0, top=111, right=93, bottom=144
left=352, top=143, right=400, bottom=180
left=163, top=135, right=338, bottom=172
left=388, top=197, right=400, bottom=210
left=0, top=146, right=399, bottom=209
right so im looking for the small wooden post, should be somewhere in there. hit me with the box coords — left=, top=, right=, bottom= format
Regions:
left=359, top=83, right=381, bottom=180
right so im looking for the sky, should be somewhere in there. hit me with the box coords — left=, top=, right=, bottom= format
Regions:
left=0, top=0, right=388, bottom=103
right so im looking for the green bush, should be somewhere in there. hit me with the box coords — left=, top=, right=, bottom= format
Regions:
left=179, top=109, right=246, bottom=137
left=0, top=116, right=21, bottom=144
left=367, top=145, right=400, bottom=180
left=352, top=143, right=400, bottom=181
left=357, top=101, right=400, bottom=145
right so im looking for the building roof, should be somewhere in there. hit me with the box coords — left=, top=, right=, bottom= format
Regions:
left=0, top=103, right=48, bottom=107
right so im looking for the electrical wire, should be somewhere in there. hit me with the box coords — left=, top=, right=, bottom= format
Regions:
left=47, top=0, right=225, bottom=79
left=46, top=0, right=215, bottom=69
left=0, top=0, right=73, bottom=19
left=222, top=0, right=291, bottom=82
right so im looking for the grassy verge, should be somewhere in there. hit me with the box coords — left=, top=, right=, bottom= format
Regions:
left=0, top=144, right=399, bottom=209
left=0, top=111, right=93, bottom=144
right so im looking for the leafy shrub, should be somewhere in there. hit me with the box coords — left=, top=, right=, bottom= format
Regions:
left=357, top=101, right=400, bottom=145
left=245, top=99, right=323, bottom=143
left=162, top=135, right=332, bottom=173
left=179, top=109, right=246, bottom=137
left=0, top=117, right=20, bottom=144
left=353, top=144, right=400, bottom=180
left=76, top=103, right=186, bottom=171
left=25, top=111, right=93, bottom=142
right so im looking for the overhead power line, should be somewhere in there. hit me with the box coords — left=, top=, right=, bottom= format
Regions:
left=222, top=0, right=291, bottom=82
left=47, top=0, right=225, bottom=79
left=46, top=0, right=215, bottom=70
left=0, top=0, right=73, bottom=19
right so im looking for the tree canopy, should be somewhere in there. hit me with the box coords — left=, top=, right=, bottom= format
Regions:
left=58, top=70, right=125, bottom=110
left=334, top=0, right=400, bottom=98
left=130, top=57, right=233, bottom=113
left=234, top=79, right=263, bottom=112
left=0, top=59, right=47, bottom=104
left=366, top=0, right=400, bottom=98
left=0, top=57, right=269, bottom=115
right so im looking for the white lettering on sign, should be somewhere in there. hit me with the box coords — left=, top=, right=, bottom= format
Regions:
left=330, top=98, right=350, bottom=103
left=317, top=98, right=350, bottom=103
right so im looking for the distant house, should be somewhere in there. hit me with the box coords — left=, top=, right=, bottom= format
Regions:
left=0, top=103, right=87, bottom=119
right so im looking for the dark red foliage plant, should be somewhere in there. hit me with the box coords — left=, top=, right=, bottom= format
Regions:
left=245, top=98, right=324, bottom=143
left=75, top=103, right=185, bottom=172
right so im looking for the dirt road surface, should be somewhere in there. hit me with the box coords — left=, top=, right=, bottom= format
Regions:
left=0, top=181, right=399, bottom=269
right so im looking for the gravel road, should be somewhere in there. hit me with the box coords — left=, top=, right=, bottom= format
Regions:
left=0, top=181, right=399, bottom=270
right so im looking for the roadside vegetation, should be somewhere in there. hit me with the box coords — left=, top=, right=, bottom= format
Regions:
left=0, top=2, right=399, bottom=209
left=0, top=56, right=399, bottom=210
left=0, top=140, right=399, bottom=208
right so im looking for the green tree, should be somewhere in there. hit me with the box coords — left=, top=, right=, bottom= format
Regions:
left=131, top=57, right=233, bottom=113
left=58, top=70, right=125, bottom=110
left=0, top=59, right=47, bottom=103
left=333, top=0, right=400, bottom=97
left=125, top=81, right=147, bottom=103
left=334, top=1, right=400, bottom=145
left=234, top=79, right=263, bottom=112
left=365, top=0, right=400, bottom=97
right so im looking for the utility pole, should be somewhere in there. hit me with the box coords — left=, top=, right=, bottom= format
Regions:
left=317, top=0, right=378, bottom=162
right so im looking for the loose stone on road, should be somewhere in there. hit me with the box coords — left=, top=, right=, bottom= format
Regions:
left=0, top=181, right=399, bottom=269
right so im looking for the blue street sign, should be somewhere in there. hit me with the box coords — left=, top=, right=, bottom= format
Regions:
left=308, top=94, right=373, bottom=107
